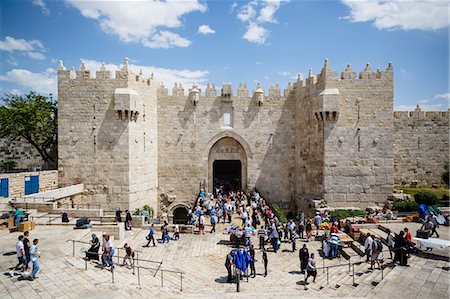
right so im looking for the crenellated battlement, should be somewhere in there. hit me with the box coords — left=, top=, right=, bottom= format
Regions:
left=394, top=105, right=450, bottom=119
left=57, top=58, right=156, bottom=87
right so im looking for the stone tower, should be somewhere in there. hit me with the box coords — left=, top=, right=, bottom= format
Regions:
left=57, top=58, right=158, bottom=212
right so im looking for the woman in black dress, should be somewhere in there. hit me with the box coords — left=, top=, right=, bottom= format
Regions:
left=86, top=234, right=100, bottom=261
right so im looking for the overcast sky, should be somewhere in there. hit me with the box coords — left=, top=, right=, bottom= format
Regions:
left=0, top=0, right=448, bottom=111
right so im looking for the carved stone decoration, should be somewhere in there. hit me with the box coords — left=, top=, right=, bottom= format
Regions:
left=253, top=83, right=264, bottom=106
left=189, top=85, right=200, bottom=106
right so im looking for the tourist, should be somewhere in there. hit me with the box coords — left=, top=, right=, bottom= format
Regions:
left=102, top=234, right=115, bottom=269
left=305, top=253, right=317, bottom=284
left=394, top=230, right=407, bottom=266
left=28, top=239, right=40, bottom=281
left=162, top=223, right=170, bottom=243
left=10, top=235, right=25, bottom=276
left=241, top=208, right=248, bottom=226
left=227, top=203, right=233, bottom=223
left=329, top=231, right=340, bottom=259
left=144, top=224, right=156, bottom=247
left=343, top=220, right=351, bottom=234
left=262, top=249, right=268, bottom=277
left=61, top=210, right=69, bottom=223
left=364, top=233, right=374, bottom=262
left=251, top=209, right=259, bottom=228
left=421, top=216, right=434, bottom=237
left=305, top=219, right=313, bottom=242
left=429, top=212, right=440, bottom=238
left=199, top=213, right=205, bottom=234
left=244, top=223, right=253, bottom=246
left=258, top=227, right=266, bottom=250
left=299, top=244, right=309, bottom=274
left=122, top=243, right=134, bottom=266
left=269, top=222, right=279, bottom=253
left=313, top=212, right=322, bottom=237
left=387, top=229, right=395, bottom=259
left=210, top=210, right=217, bottom=233
left=298, top=219, right=305, bottom=239
left=23, top=231, right=31, bottom=270
left=370, top=238, right=382, bottom=270
left=14, top=207, right=24, bottom=229
left=125, top=210, right=132, bottom=230
left=225, top=250, right=234, bottom=283
left=115, top=208, right=122, bottom=222
left=86, top=233, right=100, bottom=261
left=173, top=224, right=180, bottom=240
left=249, top=244, right=256, bottom=278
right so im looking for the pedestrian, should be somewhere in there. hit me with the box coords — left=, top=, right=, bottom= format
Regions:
left=23, top=231, right=31, bottom=270
left=28, top=239, right=40, bottom=281
left=370, top=238, right=382, bottom=270
left=329, top=232, right=340, bottom=259
left=249, top=244, right=256, bottom=278
left=173, top=224, right=180, bottom=240
left=299, top=244, right=309, bottom=274
left=364, top=233, right=373, bottom=262
left=199, top=214, right=205, bottom=234
left=258, top=227, right=266, bottom=250
left=386, top=229, right=395, bottom=259
left=115, top=208, right=122, bottom=222
left=394, top=230, right=408, bottom=266
left=162, top=223, right=170, bottom=243
left=225, top=250, right=234, bottom=283
left=102, top=234, right=115, bottom=269
left=429, top=213, right=440, bottom=238
left=122, top=243, right=134, bottom=266
left=262, top=249, right=268, bottom=277
left=227, top=203, right=233, bottom=223
left=143, top=224, right=156, bottom=247
left=125, top=210, right=132, bottom=230
left=210, top=212, right=216, bottom=233
left=269, top=222, right=279, bottom=253
left=10, top=235, right=25, bottom=276
left=291, top=228, right=297, bottom=252
left=244, top=223, right=253, bottom=247
left=313, top=212, right=322, bottom=237
left=305, top=253, right=317, bottom=284
left=86, top=233, right=100, bottom=261
left=298, top=220, right=305, bottom=239
left=305, top=219, right=313, bottom=242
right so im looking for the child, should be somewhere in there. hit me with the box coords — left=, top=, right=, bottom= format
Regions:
left=122, top=243, right=134, bottom=266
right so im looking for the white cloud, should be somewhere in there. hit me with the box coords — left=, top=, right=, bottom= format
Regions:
left=81, top=59, right=209, bottom=93
left=435, top=93, right=450, bottom=101
left=0, top=36, right=46, bottom=60
left=243, top=23, right=268, bottom=44
left=142, top=31, right=191, bottom=49
left=197, top=25, right=215, bottom=35
left=341, top=0, right=449, bottom=31
left=236, top=0, right=288, bottom=44
left=32, top=0, right=50, bottom=15
left=230, top=2, right=238, bottom=12
left=278, top=71, right=291, bottom=76
left=67, top=0, right=206, bottom=48
left=9, top=89, right=22, bottom=96
left=0, top=68, right=57, bottom=94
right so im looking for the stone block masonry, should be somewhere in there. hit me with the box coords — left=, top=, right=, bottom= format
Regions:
left=394, top=106, right=449, bottom=187
left=0, top=170, right=58, bottom=198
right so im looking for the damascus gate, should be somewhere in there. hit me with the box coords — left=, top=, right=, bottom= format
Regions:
left=57, top=58, right=449, bottom=221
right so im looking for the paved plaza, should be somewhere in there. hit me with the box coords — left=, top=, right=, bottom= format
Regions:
left=1, top=217, right=449, bottom=298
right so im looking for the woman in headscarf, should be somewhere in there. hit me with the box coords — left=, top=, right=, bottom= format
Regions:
left=86, top=234, right=100, bottom=261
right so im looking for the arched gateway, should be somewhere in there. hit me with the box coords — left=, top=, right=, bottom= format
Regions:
left=207, top=136, right=248, bottom=195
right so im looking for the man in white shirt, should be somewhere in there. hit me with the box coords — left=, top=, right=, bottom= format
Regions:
left=10, top=235, right=25, bottom=276
left=364, top=233, right=374, bottom=262
left=102, top=234, right=115, bottom=269
left=386, top=229, right=395, bottom=259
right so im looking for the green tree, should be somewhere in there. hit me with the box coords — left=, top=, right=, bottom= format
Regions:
left=0, top=92, right=57, bottom=162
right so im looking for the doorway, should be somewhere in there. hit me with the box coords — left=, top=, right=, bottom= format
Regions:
left=213, top=160, right=242, bottom=194
left=173, top=207, right=189, bottom=224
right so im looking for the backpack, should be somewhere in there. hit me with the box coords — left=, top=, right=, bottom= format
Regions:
left=373, top=239, right=383, bottom=253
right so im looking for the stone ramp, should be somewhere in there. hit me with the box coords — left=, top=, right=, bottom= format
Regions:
left=21, top=184, right=84, bottom=202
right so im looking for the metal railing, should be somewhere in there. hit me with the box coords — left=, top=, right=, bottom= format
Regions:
left=302, top=258, right=385, bottom=290
left=66, top=239, right=184, bottom=291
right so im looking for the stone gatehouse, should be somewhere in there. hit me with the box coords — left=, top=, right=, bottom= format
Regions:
left=56, top=58, right=449, bottom=219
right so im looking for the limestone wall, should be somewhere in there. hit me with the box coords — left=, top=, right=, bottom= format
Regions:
left=0, top=170, right=58, bottom=198
left=57, top=60, right=158, bottom=211
left=0, top=137, right=43, bottom=170
left=157, top=82, right=296, bottom=209
left=394, top=108, right=449, bottom=187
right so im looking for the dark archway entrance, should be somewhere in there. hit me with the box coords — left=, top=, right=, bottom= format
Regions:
left=173, top=207, right=189, bottom=224
left=213, top=160, right=242, bottom=194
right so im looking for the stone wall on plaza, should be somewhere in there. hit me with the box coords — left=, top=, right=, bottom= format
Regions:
left=0, top=137, right=43, bottom=170
left=157, top=81, right=296, bottom=213
left=292, top=61, right=394, bottom=210
left=57, top=59, right=158, bottom=212
left=394, top=107, right=449, bottom=187
left=0, top=170, right=58, bottom=198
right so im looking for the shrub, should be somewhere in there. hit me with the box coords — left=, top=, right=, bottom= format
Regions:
left=393, top=200, right=418, bottom=212
left=329, top=209, right=366, bottom=219
left=414, top=191, right=439, bottom=206
left=272, top=204, right=287, bottom=223
left=2, top=160, right=17, bottom=170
